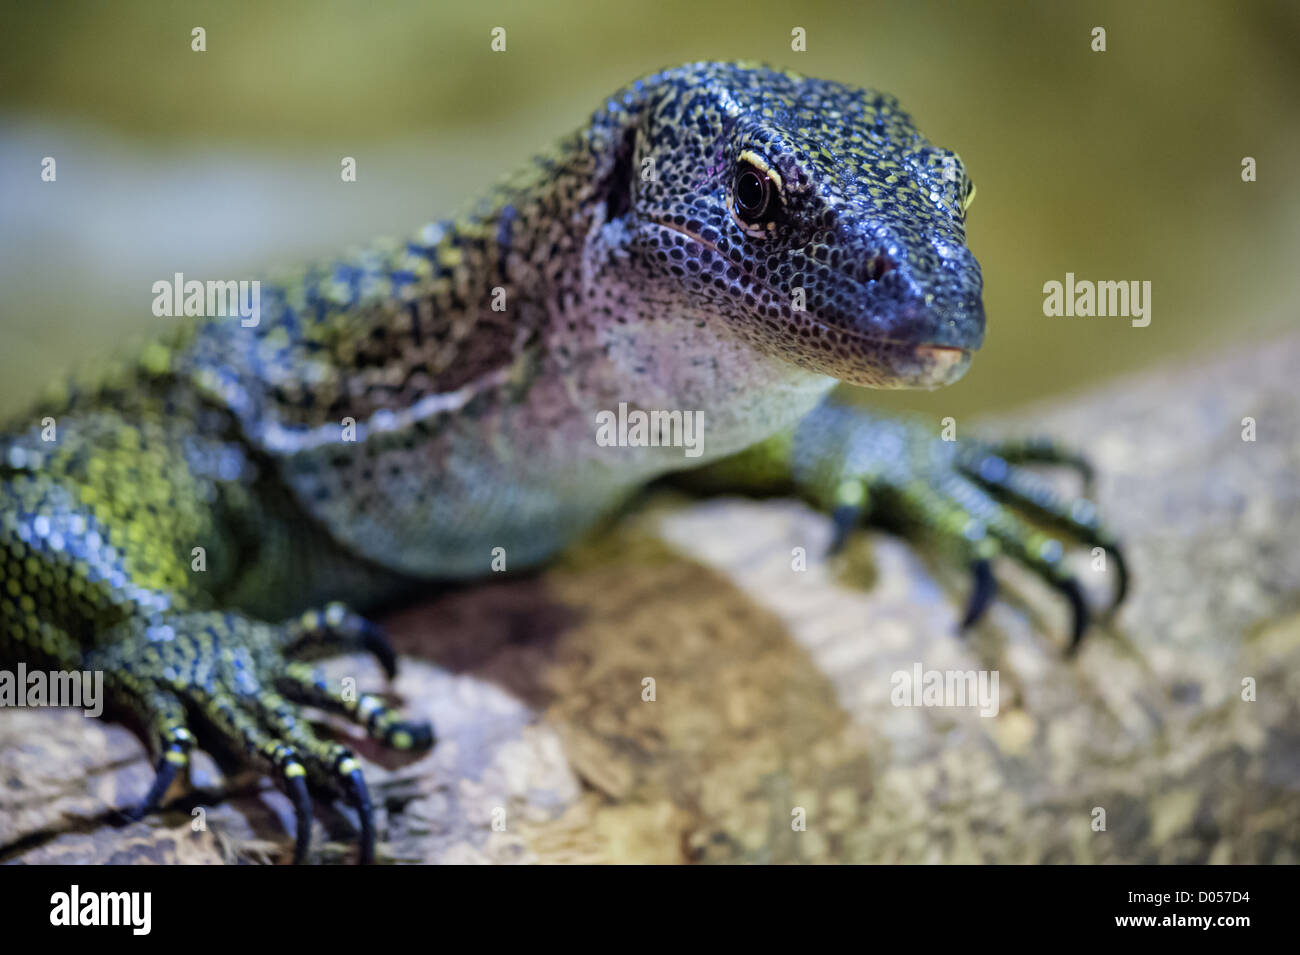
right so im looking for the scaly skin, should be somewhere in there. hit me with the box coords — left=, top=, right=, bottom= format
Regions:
left=0, top=62, right=1124, bottom=863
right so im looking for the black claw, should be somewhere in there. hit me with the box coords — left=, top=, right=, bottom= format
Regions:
left=287, top=773, right=313, bottom=865
left=1107, top=544, right=1129, bottom=614
left=360, top=620, right=398, bottom=679
left=826, top=503, right=862, bottom=556
left=390, top=719, right=436, bottom=750
left=1053, top=449, right=1096, bottom=494
left=960, top=559, right=998, bottom=630
left=344, top=769, right=375, bottom=865
left=128, top=750, right=183, bottom=821
left=1054, top=576, right=1090, bottom=655
left=415, top=721, right=435, bottom=748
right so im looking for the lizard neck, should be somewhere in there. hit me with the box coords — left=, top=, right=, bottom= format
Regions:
left=195, top=113, right=829, bottom=463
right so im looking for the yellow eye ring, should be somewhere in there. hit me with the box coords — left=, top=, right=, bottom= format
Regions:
left=737, top=150, right=783, bottom=193
left=732, top=150, right=783, bottom=232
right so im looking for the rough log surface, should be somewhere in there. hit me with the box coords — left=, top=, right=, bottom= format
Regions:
left=3, top=333, right=1298, bottom=864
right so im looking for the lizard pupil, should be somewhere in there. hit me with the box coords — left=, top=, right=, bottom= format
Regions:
left=734, top=165, right=771, bottom=221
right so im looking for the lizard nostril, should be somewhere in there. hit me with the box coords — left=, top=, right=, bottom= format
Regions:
left=866, top=254, right=895, bottom=282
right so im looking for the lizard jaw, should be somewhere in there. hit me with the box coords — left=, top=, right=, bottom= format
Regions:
left=635, top=220, right=977, bottom=390
left=796, top=310, right=976, bottom=390
left=908, top=344, right=971, bottom=389
left=825, top=340, right=971, bottom=390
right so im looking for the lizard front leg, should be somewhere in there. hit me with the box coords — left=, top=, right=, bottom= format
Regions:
left=87, top=606, right=433, bottom=864
left=675, top=399, right=1127, bottom=653
left=0, top=413, right=433, bottom=864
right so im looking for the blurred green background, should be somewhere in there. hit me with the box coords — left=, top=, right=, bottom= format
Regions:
left=1, top=0, right=1297, bottom=417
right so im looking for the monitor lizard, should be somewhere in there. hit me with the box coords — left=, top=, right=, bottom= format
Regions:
left=0, top=61, right=1124, bottom=863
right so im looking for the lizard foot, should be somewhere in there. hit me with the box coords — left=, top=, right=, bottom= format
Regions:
left=88, top=606, right=435, bottom=863
left=797, top=406, right=1127, bottom=653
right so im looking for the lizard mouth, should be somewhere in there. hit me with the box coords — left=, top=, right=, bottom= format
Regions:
left=647, top=220, right=976, bottom=389
left=822, top=338, right=972, bottom=390
left=797, top=303, right=974, bottom=389
left=901, top=343, right=971, bottom=388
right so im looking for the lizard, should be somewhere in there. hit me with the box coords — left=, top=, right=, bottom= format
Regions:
left=0, top=61, right=1126, bottom=864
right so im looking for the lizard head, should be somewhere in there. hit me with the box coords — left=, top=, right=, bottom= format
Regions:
left=587, top=61, right=984, bottom=390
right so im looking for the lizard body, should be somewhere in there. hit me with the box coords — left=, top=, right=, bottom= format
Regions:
left=0, top=62, right=1122, bottom=862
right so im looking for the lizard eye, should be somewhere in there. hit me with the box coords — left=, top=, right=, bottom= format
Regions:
left=733, top=160, right=776, bottom=224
